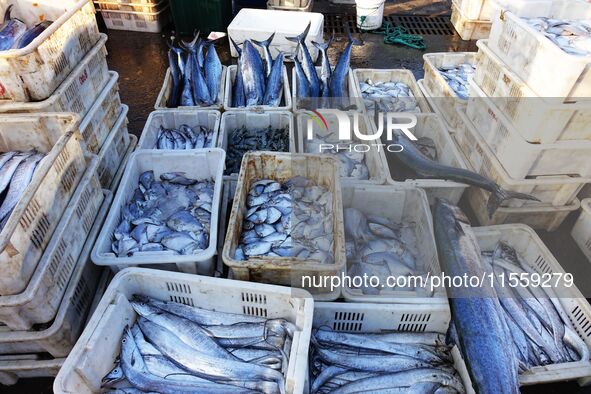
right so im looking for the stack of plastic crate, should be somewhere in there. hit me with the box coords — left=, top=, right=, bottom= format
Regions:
left=452, top=0, right=591, bottom=231
left=94, top=0, right=171, bottom=32
left=450, top=0, right=492, bottom=40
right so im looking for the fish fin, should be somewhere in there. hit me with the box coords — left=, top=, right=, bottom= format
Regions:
left=286, top=21, right=311, bottom=43
left=312, top=35, right=333, bottom=51
left=181, top=31, right=200, bottom=50
left=347, top=29, right=363, bottom=46
left=253, top=32, right=275, bottom=48
left=487, top=189, right=540, bottom=218
left=229, top=36, right=242, bottom=56
left=4, top=4, right=12, bottom=22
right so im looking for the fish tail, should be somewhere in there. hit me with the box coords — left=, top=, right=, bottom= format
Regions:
left=229, top=36, right=242, bottom=56
left=487, top=188, right=540, bottom=218
left=286, top=21, right=311, bottom=44
left=312, top=38, right=331, bottom=51
left=252, top=32, right=275, bottom=48
left=347, top=29, right=363, bottom=46
left=181, top=31, right=200, bottom=50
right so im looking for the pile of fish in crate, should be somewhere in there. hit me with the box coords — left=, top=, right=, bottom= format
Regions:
left=0, top=0, right=134, bottom=384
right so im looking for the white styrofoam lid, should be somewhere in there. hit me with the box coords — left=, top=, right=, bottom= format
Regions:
left=228, top=8, right=324, bottom=35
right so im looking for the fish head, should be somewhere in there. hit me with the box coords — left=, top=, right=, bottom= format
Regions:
left=119, top=325, right=144, bottom=372
left=101, top=361, right=124, bottom=387
left=130, top=297, right=164, bottom=318
left=434, top=198, right=470, bottom=230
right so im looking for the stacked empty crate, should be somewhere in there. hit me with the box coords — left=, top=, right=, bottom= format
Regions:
left=94, top=0, right=171, bottom=33
left=450, top=0, right=492, bottom=39
left=452, top=0, right=591, bottom=231
left=0, top=0, right=132, bottom=384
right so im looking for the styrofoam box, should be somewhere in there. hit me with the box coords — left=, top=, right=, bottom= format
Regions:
left=487, top=0, right=591, bottom=98
left=0, top=114, right=87, bottom=296
left=0, top=34, right=109, bottom=121
left=451, top=1, right=492, bottom=40
left=224, top=65, right=292, bottom=111
left=267, top=0, right=313, bottom=12
left=472, top=40, right=591, bottom=143
left=381, top=114, right=469, bottom=205
left=295, top=110, right=387, bottom=184
left=154, top=66, right=228, bottom=111
left=100, top=4, right=171, bottom=33
left=313, top=303, right=468, bottom=390
left=571, top=199, right=591, bottom=263
left=455, top=0, right=492, bottom=20
left=352, top=69, right=432, bottom=121
left=108, top=135, right=137, bottom=193
left=97, top=105, right=131, bottom=190
left=138, top=109, right=222, bottom=150
left=291, top=67, right=361, bottom=112
left=340, top=185, right=449, bottom=304
left=92, top=149, right=225, bottom=275
left=222, top=152, right=345, bottom=298
left=0, top=355, right=64, bottom=386
left=219, top=111, right=296, bottom=176
left=0, top=157, right=102, bottom=330
left=465, top=80, right=591, bottom=178
left=79, top=71, right=123, bottom=155
left=454, top=108, right=590, bottom=207
left=0, top=190, right=111, bottom=353
left=228, top=8, right=324, bottom=60
left=53, top=268, right=314, bottom=394
left=0, top=0, right=101, bottom=103
left=422, top=52, right=477, bottom=130
left=94, top=0, right=167, bottom=13
left=473, top=224, right=591, bottom=385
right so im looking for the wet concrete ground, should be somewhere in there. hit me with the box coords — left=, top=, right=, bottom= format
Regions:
left=4, top=0, right=591, bottom=392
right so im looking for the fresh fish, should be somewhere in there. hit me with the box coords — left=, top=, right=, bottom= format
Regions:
left=433, top=199, right=519, bottom=394
left=167, top=39, right=184, bottom=108
left=0, top=5, right=26, bottom=51
left=527, top=17, right=591, bottom=56
left=240, top=40, right=266, bottom=106
left=225, top=127, right=290, bottom=175
left=392, top=131, right=539, bottom=216
left=204, top=41, right=222, bottom=103
left=230, top=37, right=246, bottom=108
left=361, top=79, right=420, bottom=113
left=329, top=31, right=361, bottom=98
left=179, top=50, right=195, bottom=107
left=253, top=32, right=275, bottom=79
left=0, top=152, right=44, bottom=224
left=312, top=35, right=333, bottom=100
left=183, top=34, right=213, bottom=106
left=15, top=20, right=51, bottom=49
left=286, top=22, right=320, bottom=97
left=263, top=51, right=284, bottom=107
left=291, top=46, right=310, bottom=99
left=438, top=63, right=475, bottom=100
left=0, top=151, right=31, bottom=196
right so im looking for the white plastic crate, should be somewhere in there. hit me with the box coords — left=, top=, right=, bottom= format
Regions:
left=381, top=114, right=469, bottom=205
left=228, top=8, right=324, bottom=60
left=340, top=185, right=448, bottom=304
left=454, top=108, right=590, bottom=207
left=352, top=68, right=432, bottom=119
left=138, top=109, right=221, bottom=150
left=0, top=34, right=109, bottom=120
left=79, top=71, right=122, bottom=155
left=0, top=0, right=101, bottom=102
left=154, top=66, right=227, bottom=111
left=473, top=224, right=591, bottom=385
left=451, top=1, right=492, bottom=40
left=92, top=149, right=225, bottom=275
left=217, top=179, right=238, bottom=274
left=313, top=303, right=468, bottom=390
left=0, top=158, right=102, bottom=330
left=0, top=114, right=87, bottom=296
left=291, top=67, right=360, bottom=111
left=0, top=356, right=64, bottom=386
left=94, top=0, right=167, bottom=13
left=267, top=0, right=313, bottom=12
left=108, top=135, right=137, bottom=193
left=418, top=79, right=455, bottom=133
left=464, top=81, right=591, bottom=179
left=487, top=1, right=591, bottom=98
left=222, top=152, right=345, bottom=299
left=54, top=267, right=314, bottom=394
left=99, top=4, right=171, bottom=32
left=295, top=110, right=387, bottom=184
left=0, top=190, right=111, bottom=354
left=219, top=111, right=296, bottom=177
left=472, top=40, right=591, bottom=143
left=455, top=0, right=492, bottom=20
left=421, top=52, right=477, bottom=130
left=572, top=199, right=591, bottom=262
left=96, top=105, right=131, bottom=190
left=224, top=65, right=292, bottom=111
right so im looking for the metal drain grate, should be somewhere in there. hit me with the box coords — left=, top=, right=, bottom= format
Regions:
left=323, top=13, right=453, bottom=36
left=386, top=15, right=454, bottom=35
